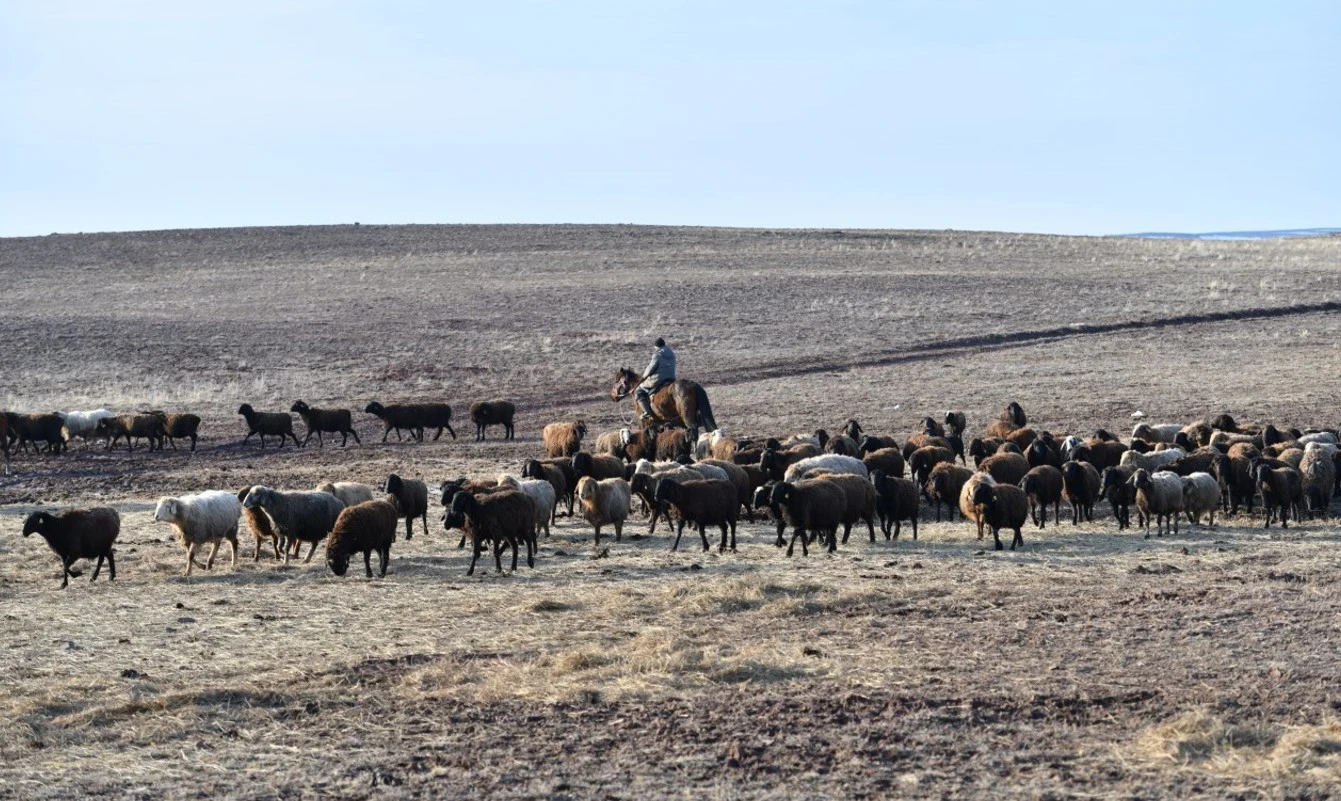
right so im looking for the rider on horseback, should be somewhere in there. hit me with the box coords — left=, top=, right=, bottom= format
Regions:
left=635, top=337, right=676, bottom=423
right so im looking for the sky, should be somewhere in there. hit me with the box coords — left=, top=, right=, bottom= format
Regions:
left=2, top=1, right=1338, bottom=237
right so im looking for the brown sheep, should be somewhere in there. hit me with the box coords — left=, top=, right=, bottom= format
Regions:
left=237, top=486, right=281, bottom=561
left=292, top=401, right=360, bottom=447
left=973, top=482, right=1029, bottom=551
left=908, top=445, right=955, bottom=486
left=542, top=420, right=587, bottom=457
left=1061, top=460, right=1101, bottom=525
left=814, top=472, right=878, bottom=544
left=959, top=472, right=997, bottom=540
left=862, top=447, right=906, bottom=479
left=1019, top=465, right=1064, bottom=528
left=237, top=404, right=300, bottom=448
left=469, top=400, right=515, bottom=441
left=926, top=462, right=974, bottom=522
left=654, top=478, right=739, bottom=552
left=979, top=452, right=1029, bottom=487
left=871, top=470, right=919, bottom=540
left=326, top=498, right=398, bottom=578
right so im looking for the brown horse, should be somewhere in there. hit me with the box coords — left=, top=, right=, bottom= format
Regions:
left=610, top=368, right=718, bottom=440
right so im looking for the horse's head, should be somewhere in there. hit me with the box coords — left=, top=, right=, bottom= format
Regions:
left=610, top=367, right=636, bottom=401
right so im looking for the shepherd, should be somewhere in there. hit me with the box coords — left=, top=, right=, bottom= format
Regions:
left=635, top=337, right=676, bottom=423
left=610, top=339, right=717, bottom=441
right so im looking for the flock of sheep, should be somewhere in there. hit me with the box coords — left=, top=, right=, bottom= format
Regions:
left=11, top=398, right=1341, bottom=588
left=0, top=399, right=519, bottom=470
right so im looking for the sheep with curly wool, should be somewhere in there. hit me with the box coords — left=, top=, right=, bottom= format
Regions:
left=316, top=481, right=378, bottom=508
left=959, top=472, right=997, bottom=541
left=155, top=491, right=242, bottom=575
left=1120, top=447, right=1187, bottom=472
left=22, top=507, right=120, bottom=588
left=1300, top=443, right=1336, bottom=518
left=979, top=451, right=1030, bottom=487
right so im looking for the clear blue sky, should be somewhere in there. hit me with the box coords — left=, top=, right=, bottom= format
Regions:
left=3, top=2, right=1338, bottom=237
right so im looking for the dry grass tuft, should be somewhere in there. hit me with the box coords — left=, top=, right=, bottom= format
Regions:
left=1134, top=711, right=1341, bottom=781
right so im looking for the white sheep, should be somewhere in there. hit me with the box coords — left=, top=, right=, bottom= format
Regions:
left=316, top=481, right=377, bottom=508
left=1130, top=469, right=1184, bottom=537
left=1181, top=472, right=1221, bottom=526
left=685, top=463, right=730, bottom=483
left=154, top=491, right=243, bottom=575
left=1300, top=445, right=1336, bottom=517
left=1131, top=423, right=1182, bottom=445
left=497, top=474, right=559, bottom=538
left=58, top=408, right=116, bottom=447
left=575, top=476, right=632, bottom=546
left=1298, top=431, right=1339, bottom=447
left=1120, top=448, right=1187, bottom=472
left=783, top=454, right=869, bottom=483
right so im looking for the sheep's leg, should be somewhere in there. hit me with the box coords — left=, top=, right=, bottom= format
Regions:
left=228, top=536, right=238, bottom=568
left=467, top=540, right=481, bottom=576
left=404, top=517, right=414, bottom=542
left=184, top=543, right=197, bottom=576
left=377, top=548, right=389, bottom=577
left=303, top=540, right=318, bottom=563
left=445, top=423, right=457, bottom=440
left=495, top=540, right=506, bottom=573
left=827, top=528, right=838, bottom=553
left=671, top=523, right=684, bottom=551
left=614, top=520, right=623, bottom=542
left=348, top=428, right=360, bottom=445
left=840, top=523, right=851, bottom=545
left=911, top=516, right=918, bottom=541
left=205, top=540, right=222, bottom=570
left=992, top=527, right=1004, bottom=551
left=774, top=520, right=786, bottom=547
left=363, top=550, right=373, bottom=578
left=1052, top=501, right=1060, bottom=527
left=866, top=517, right=875, bottom=543
left=419, top=513, right=427, bottom=539
left=509, top=539, right=519, bottom=572
left=106, top=550, right=116, bottom=581
left=60, top=557, right=76, bottom=588
left=1011, top=527, right=1023, bottom=550
left=91, top=555, right=105, bottom=582
left=716, top=523, right=728, bottom=553
left=382, top=427, right=391, bottom=443
left=457, top=533, right=466, bottom=549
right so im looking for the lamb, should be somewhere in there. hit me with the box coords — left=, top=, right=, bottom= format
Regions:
left=959, top=472, right=998, bottom=541
left=240, top=487, right=344, bottom=564
left=926, top=462, right=974, bottom=522
left=57, top=408, right=115, bottom=448
left=95, top=414, right=165, bottom=452
left=237, top=403, right=300, bottom=448
left=363, top=401, right=457, bottom=442
left=783, top=454, right=869, bottom=483
left=496, top=474, right=558, bottom=538
left=1129, top=469, right=1184, bottom=537
left=572, top=451, right=628, bottom=482
left=1253, top=461, right=1303, bottom=529
left=15, top=413, right=69, bottom=453
left=291, top=400, right=360, bottom=447
left=326, top=498, right=399, bottom=577
left=1099, top=465, right=1140, bottom=530
left=22, top=507, right=120, bottom=588
left=1300, top=443, right=1337, bottom=518
left=1019, top=465, right=1064, bottom=528
left=522, top=458, right=571, bottom=519
left=1181, top=472, right=1221, bottom=527
left=384, top=474, right=430, bottom=541
left=443, top=489, right=536, bottom=575
left=769, top=478, right=847, bottom=557
left=469, top=400, right=515, bottom=441
left=155, top=491, right=243, bottom=575
left=1061, top=460, right=1101, bottom=525
left=814, top=472, right=878, bottom=544
left=142, top=410, right=202, bottom=451
left=575, top=476, right=632, bottom=546
left=654, top=477, right=739, bottom=552
left=971, top=481, right=1030, bottom=551
left=238, top=486, right=281, bottom=561
left=979, top=451, right=1030, bottom=487
left=1120, top=448, right=1187, bottom=472
left=861, top=447, right=906, bottom=479
left=870, top=470, right=919, bottom=540
left=542, top=420, right=587, bottom=457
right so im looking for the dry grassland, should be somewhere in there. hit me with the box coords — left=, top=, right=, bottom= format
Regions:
left=2, top=225, right=1341, bottom=799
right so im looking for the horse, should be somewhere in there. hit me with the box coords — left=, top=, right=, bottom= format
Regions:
left=609, top=368, right=718, bottom=441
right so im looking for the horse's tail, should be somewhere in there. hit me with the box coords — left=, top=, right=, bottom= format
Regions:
left=694, top=384, right=718, bottom=433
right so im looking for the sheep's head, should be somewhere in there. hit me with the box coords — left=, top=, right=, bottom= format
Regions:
left=327, top=552, right=350, bottom=577
left=1130, top=469, right=1152, bottom=490
left=237, top=404, right=253, bottom=416
left=385, top=474, right=403, bottom=495
left=767, top=481, right=794, bottom=508
left=153, top=498, right=179, bottom=522
left=844, top=420, right=862, bottom=440
left=21, top=512, right=51, bottom=537
left=241, top=487, right=270, bottom=509
left=751, top=484, right=774, bottom=510
left=813, top=429, right=829, bottom=448
left=571, top=452, right=592, bottom=477
left=652, top=478, right=677, bottom=504
left=971, top=482, right=994, bottom=507
left=364, top=402, right=383, bottom=415
left=443, top=492, right=472, bottom=530
left=576, top=477, right=597, bottom=501
left=522, top=460, right=542, bottom=480
left=575, top=421, right=587, bottom=439
left=290, top=400, right=310, bottom=414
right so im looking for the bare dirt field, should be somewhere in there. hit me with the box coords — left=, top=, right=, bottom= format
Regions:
left=2, top=224, right=1341, bottom=799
